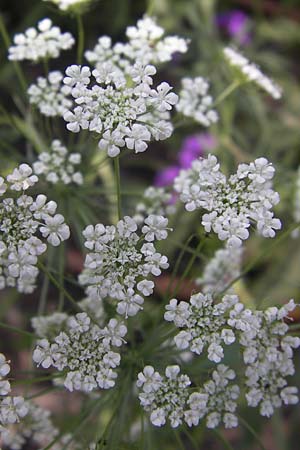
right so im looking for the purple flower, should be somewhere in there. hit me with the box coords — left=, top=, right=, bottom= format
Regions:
left=217, top=10, right=251, bottom=45
left=154, top=133, right=217, bottom=186
left=178, top=134, right=217, bottom=169
left=154, top=165, right=180, bottom=187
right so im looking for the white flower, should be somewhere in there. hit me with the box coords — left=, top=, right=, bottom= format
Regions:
left=223, top=46, right=282, bottom=99
left=176, top=77, right=218, bottom=126
left=196, top=246, right=243, bottom=295
left=137, top=365, right=191, bottom=428
left=124, top=124, right=151, bottom=153
left=142, top=215, right=169, bottom=241
left=43, top=0, right=92, bottom=11
left=33, top=140, right=83, bottom=185
left=174, top=154, right=281, bottom=247
left=79, top=215, right=170, bottom=317
left=40, top=214, right=70, bottom=246
left=8, top=18, right=75, bottom=61
left=165, top=292, right=237, bottom=361
left=33, top=313, right=126, bottom=393
left=63, top=55, right=177, bottom=157
left=6, top=164, right=38, bottom=191
left=0, top=164, right=69, bottom=293
left=28, top=71, right=72, bottom=118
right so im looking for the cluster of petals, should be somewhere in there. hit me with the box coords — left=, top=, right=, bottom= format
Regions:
left=196, top=246, right=243, bottom=294
left=0, top=164, right=70, bottom=293
left=176, top=77, right=219, bottom=127
left=174, top=154, right=281, bottom=247
left=1, top=402, right=58, bottom=450
left=8, top=18, right=75, bottom=62
left=2, top=400, right=97, bottom=449
left=185, top=365, right=240, bottom=429
left=137, top=365, right=191, bottom=428
left=85, top=15, right=189, bottom=70
left=28, top=71, right=72, bottom=117
left=0, top=354, right=28, bottom=435
left=63, top=63, right=177, bottom=157
left=79, top=215, right=170, bottom=318
left=33, top=139, right=83, bottom=185
left=134, top=186, right=176, bottom=224
left=232, top=299, right=300, bottom=417
left=43, top=0, right=92, bottom=11
left=165, top=293, right=237, bottom=363
left=137, top=364, right=240, bottom=429
left=33, top=313, right=127, bottom=392
left=223, top=46, right=282, bottom=99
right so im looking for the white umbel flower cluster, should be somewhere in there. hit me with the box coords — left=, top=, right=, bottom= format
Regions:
left=196, top=246, right=243, bottom=294
left=137, top=365, right=191, bottom=428
left=33, top=313, right=127, bottom=392
left=185, top=365, right=240, bottom=428
left=85, top=16, right=188, bottom=70
left=33, top=140, right=83, bottom=185
left=0, top=354, right=28, bottom=435
left=164, top=293, right=237, bottom=363
left=174, top=154, right=281, bottom=247
left=223, top=46, right=282, bottom=100
left=43, top=0, right=91, bottom=11
left=28, top=71, right=72, bottom=117
left=0, top=164, right=70, bottom=293
left=8, top=18, right=75, bottom=62
left=233, top=299, right=300, bottom=417
left=1, top=403, right=58, bottom=450
left=134, top=187, right=176, bottom=224
left=31, top=312, right=68, bottom=338
left=79, top=215, right=170, bottom=318
left=176, top=77, right=219, bottom=127
left=63, top=63, right=177, bottom=157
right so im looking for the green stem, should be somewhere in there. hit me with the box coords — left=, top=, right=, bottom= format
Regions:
left=113, top=156, right=122, bottom=221
left=172, top=237, right=206, bottom=298
left=164, top=233, right=197, bottom=302
left=0, top=14, right=27, bottom=91
left=211, top=429, right=235, bottom=450
left=147, top=0, right=156, bottom=15
left=213, top=79, right=242, bottom=106
left=239, top=416, right=268, bottom=450
left=38, top=261, right=82, bottom=314
left=0, top=321, right=34, bottom=337
left=173, top=430, right=186, bottom=450
left=58, top=243, right=65, bottom=311
left=76, top=14, right=84, bottom=65
left=37, top=247, right=54, bottom=316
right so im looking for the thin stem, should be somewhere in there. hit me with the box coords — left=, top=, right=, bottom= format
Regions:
left=0, top=321, right=34, bottom=337
left=58, top=243, right=65, bottom=311
left=38, top=261, right=82, bottom=313
left=239, top=415, right=268, bottom=450
left=0, top=14, right=27, bottom=91
left=37, top=247, right=54, bottom=316
left=173, top=430, right=186, bottom=450
left=147, top=0, right=156, bottom=15
left=172, top=237, right=206, bottom=298
left=76, top=14, right=84, bottom=65
left=211, top=429, right=235, bottom=450
left=164, top=233, right=197, bottom=302
left=113, top=156, right=122, bottom=220
left=213, top=79, right=242, bottom=107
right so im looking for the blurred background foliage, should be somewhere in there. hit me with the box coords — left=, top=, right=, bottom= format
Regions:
left=0, top=0, right=300, bottom=449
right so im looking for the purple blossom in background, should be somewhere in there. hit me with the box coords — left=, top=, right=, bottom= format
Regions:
left=154, top=133, right=217, bottom=186
left=154, top=165, right=180, bottom=187
left=217, top=10, right=251, bottom=45
left=178, top=134, right=216, bottom=168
